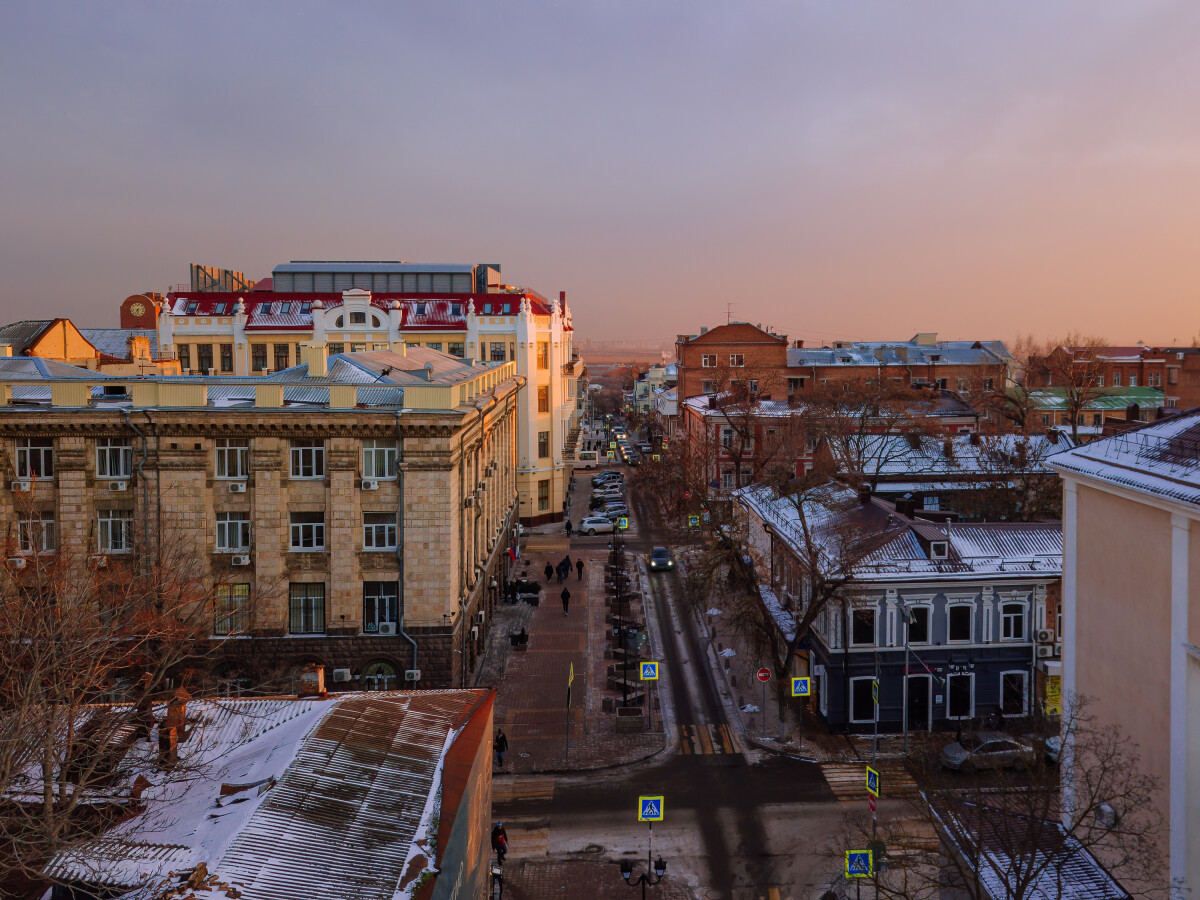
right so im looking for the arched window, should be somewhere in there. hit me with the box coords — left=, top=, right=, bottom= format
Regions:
left=335, top=315, right=344, bottom=328
left=362, top=660, right=398, bottom=691
left=371, top=315, right=381, bottom=328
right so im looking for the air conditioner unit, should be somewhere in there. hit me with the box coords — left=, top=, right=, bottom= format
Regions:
left=361, top=480, right=379, bottom=491
left=377, top=622, right=396, bottom=636
left=11, top=481, right=31, bottom=492
left=331, top=668, right=352, bottom=683
left=1095, top=803, right=1120, bottom=830
left=404, top=668, right=421, bottom=682
left=1053, top=643, right=1063, bottom=657
left=108, top=480, right=128, bottom=492
left=1036, top=628, right=1055, bottom=643
left=1036, top=645, right=1054, bottom=659
left=231, top=555, right=251, bottom=566
left=463, top=496, right=474, bottom=508
left=476, top=610, right=486, bottom=624
left=8, top=557, right=27, bottom=570
left=470, top=626, right=479, bottom=640
left=228, top=482, right=247, bottom=494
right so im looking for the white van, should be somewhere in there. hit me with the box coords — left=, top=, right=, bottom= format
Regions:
left=573, top=450, right=600, bottom=469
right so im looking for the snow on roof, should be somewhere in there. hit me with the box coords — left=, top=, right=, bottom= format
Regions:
left=851, top=433, right=1073, bottom=480
left=1049, top=407, right=1200, bottom=507
left=1028, top=386, right=1166, bottom=411
left=80, top=328, right=160, bottom=357
left=45, top=691, right=489, bottom=899
left=787, top=339, right=1010, bottom=369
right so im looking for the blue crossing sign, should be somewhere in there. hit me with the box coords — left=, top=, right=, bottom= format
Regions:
left=791, top=676, right=811, bottom=697
left=687, top=515, right=700, bottom=528
left=638, top=795, right=664, bottom=822
left=617, top=517, right=629, bottom=530
left=865, top=765, right=880, bottom=798
left=845, top=849, right=873, bottom=877
left=640, top=661, right=659, bottom=681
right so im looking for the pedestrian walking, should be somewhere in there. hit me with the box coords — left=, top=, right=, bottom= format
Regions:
left=491, top=821, right=508, bottom=865
left=495, top=728, right=509, bottom=767
left=544, top=562, right=554, bottom=584
left=576, top=558, right=584, bottom=581
left=561, top=586, right=571, bottom=616
left=565, top=518, right=573, bottom=538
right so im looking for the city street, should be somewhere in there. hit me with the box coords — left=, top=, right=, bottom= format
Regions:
left=495, top=463, right=906, bottom=899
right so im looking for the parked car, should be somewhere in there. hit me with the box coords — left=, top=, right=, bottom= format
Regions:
left=599, top=504, right=631, bottom=521
left=638, top=443, right=653, bottom=454
left=648, top=546, right=674, bottom=571
left=592, top=470, right=623, bottom=486
left=578, top=516, right=615, bottom=536
left=940, top=732, right=1037, bottom=773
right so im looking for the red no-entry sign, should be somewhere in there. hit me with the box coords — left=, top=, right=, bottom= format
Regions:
left=757, top=667, right=772, bottom=682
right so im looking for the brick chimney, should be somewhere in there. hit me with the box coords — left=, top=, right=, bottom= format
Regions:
left=158, top=725, right=179, bottom=767
left=298, top=664, right=327, bottom=699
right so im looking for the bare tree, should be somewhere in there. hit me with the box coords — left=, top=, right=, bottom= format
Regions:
left=832, top=696, right=1176, bottom=900
left=1025, top=334, right=1110, bottom=443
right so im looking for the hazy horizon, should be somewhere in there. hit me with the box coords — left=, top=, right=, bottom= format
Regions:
left=3, top=2, right=1199, bottom=347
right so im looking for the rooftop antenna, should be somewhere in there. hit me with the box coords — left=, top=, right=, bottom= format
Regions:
left=726, top=302, right=735, bottom=324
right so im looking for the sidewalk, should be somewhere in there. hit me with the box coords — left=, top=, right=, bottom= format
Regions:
left=486, top=518, right=666, bottom=774
left=500, top=859, right=691, bottom=899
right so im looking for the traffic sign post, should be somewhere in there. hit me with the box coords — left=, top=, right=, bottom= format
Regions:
left=687, top=514, right=700, bottom=528
left=617, top=516, right=629, bottom=530
left=638, top=796, right=664, bottom=822
left=845, top=849, right=873, bottom=878
left=757, top=667, right=771, bottom=738
left=640, top=661, right=659, bottom=681
left=791, top=676, right=811, bottom=697
left=865, top=765, right=880, bottom=798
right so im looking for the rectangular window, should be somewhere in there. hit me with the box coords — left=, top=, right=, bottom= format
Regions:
left=197, top=344, right=214, bottom=373
left=215, top=511, right=251, bottom=552
left=720, top=427, right=733, bottom=449
left=289, top=583, right=326, bottom=634
left=850, top=608, right=876, bottom=647
left=16, top=438, right=54, bottom=479
left=537, top=342, right=549, bottom=370
left=947, top=673, right=974, bottom=719
left=1000, top=602, right=1025, bottom=641
left=537, top=385, right=550, bottom=413
left=720, top=469, right=735, bottom=490
left=185, top=301, right=199, bottom=315
left=327, top=342, right=345, bottom=356
left=17, top=513, right=55, bottom=553
left=97, top=510, right=133, bottom=553
left=1092, top=413, right=1102, bottom=426
left=1129, top=375, right=1137, bottom=387
left=701, top=354, right=716, bottom=368
left=1112, top=372, right=1121, bottom=386
left=350, top=311, right=367, bottom=324
left=948, top=605, right=973, bottom=642
left=787, top=377, right=804, bottom=392
left=1097, top=375, right=1104, bottom=387
left=95, top=438, right=133, bottom=478
left=362, top=439, right=397, bottom=479
left=748, top=379, right=759, bottom=392
left=984, top=377, right=994, bottom=391
left=427, top=342, right=442, bottom=352
left=538, top=431, right=550, bottom=458
left=451, top=303, right=462, bottom=317
left=729, top=353, right=744, bottom=367
left=363, top=582, right=399, bottom=633
left=274, top=344, right=290, bottom=371
left=215, top=438, right=249, bottom=479
left=1169, top=368, right=1178, bottom=385
left=214, top=583, right=249, bottom=636
left=702, top=380, right=716, bottom=394
left=957, top=378, right=969, bottom=392
left=290, top=440, right=325, bottom=478
left=279, top=302, right=292, bottom=314
left=251, top=344, right=267, bottom=371
left=537, top=479, right=550, bottom=511
left=1041, top=414, right=1051, bottom=426
left=178, top=344, right=191, bottom=370
left=449, top=342, right=465, bottom=358
left=363, top=512, right=397, bottom=550
left=289, top=512, right=325, bottom=550
left=214, top=302, right=228, bottom=315
left=490, top=342, right=507, bottom=362
left=906, top=606, right=930, bottom=644
left=1000, top=671, right=1027, bottom=717
left=220, top=343, right=233, bottom=372
left=849, top=677, right=878, bottom=724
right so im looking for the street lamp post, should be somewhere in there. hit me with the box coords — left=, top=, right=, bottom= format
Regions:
left=620, top=856, right=667, bottom=899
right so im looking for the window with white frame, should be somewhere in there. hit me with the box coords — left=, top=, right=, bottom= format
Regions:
left=95, top=438, right=133, bottom=478
left=1000, top=671, right=1027, bottom=716
left=363, top=512, right=397, bottom=550
left=947, top=673, right=973, bottom=718
left=290, top=440, right=325, bottom=478
left=289, top=512, right=325, bottom=550
left=1112, top=372, right=1121, bottom=386
left=701, top=354, right=716, bottom=368
left=849, top=676, right=878, bottom=723
left=363, top=582, right=399, bottom=632
left=215, top=511, right=251, bottom=552
left=17, top=513, right=55, bottom=553
left=215, top=438, right=249, bottom=479
left=702, top=380, right=716, bottom=394
left=362, top=439, right=397, bottom=479
left=1097, top=375, right=1104, bottom=387
left=1000, top=602, right=1026, bottom=641
left=748, top=379, right=759, bottom=392
left=930, top=541, right=948, bottom=559
left=1129, top=375, right=1137, bottom=387
left=850, top=608, right=876, bottom=646
left=288, top=582, right=325, bottom=634
left=720, top=469, right=735, bottom=490
left=729, top=353, right=744, bottom=367
left=97, top=510, right=133, bottom=553
left=906, top=605, right=930, bottom=644
left=720, top=427, right=734, bottom=449
left=948, top=605, right=973, bottom=642
left=16, top=438, right=54, bottom=479
left=214, top=583, right=249, bottom=636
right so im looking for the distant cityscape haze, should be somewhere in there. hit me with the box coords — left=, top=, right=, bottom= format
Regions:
left=2, top=2, right=1199, bottom=345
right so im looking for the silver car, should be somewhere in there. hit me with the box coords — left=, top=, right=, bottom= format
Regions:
left=579, top=516, right=615, bottom=536
left=940, top=732, right=1037, bottom=773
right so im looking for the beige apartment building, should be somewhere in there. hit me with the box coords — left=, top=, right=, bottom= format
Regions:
left=1049, top=411, right=1200, bottom=894
left=0, top=347, right=522, bottom=690
left=117, top=260, right=586, bottom=525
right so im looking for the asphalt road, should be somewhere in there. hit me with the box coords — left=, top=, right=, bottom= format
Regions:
left=499, top=465, right=854, bottom=899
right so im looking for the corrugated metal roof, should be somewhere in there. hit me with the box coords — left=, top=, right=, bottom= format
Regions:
left=273, top=261, right=476, bottom=274
left=80, top=328, right=160, bottom=356
left=0, top=320, right=55, bottom=354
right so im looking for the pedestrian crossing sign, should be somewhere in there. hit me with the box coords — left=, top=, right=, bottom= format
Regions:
left=791, top=676, right=811, bottom=697
left=687, top=514, right=700, bottom=528
left=845, top=849, right=873, bottom=877
left=610, top=441, right=617, bottom=449
left=617, top=517, right=629, bottom=530
left=865, top=765, right=880, bottom=798
left=640, top=661, right=659, bottom=681
left=607, top=450, right=615, bottom=459
left=638, top=795, right=664, bottom=822
left=652, top=454, right=660, bottom=462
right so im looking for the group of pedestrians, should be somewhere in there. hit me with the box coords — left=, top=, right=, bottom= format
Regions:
left=543, top=556, right=584, bottom=616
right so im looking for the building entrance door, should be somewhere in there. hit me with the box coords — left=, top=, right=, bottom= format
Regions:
left=907, top=674, right=932, bottom=731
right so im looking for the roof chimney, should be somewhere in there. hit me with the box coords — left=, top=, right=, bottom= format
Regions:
left=298, top=664, right=327, bottom=700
